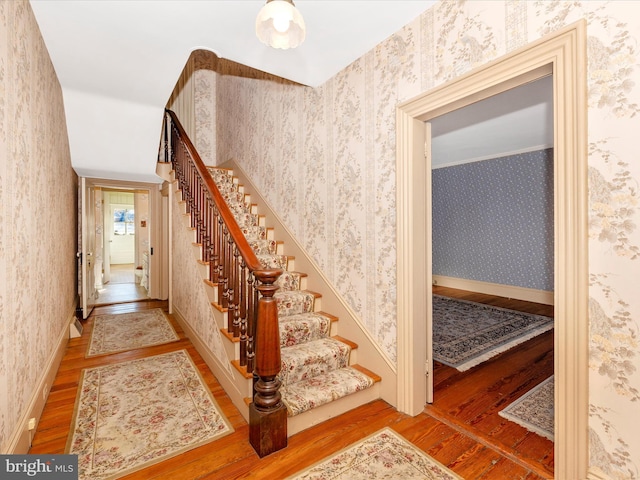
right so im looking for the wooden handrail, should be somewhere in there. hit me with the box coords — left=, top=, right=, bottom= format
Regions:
left=164, top=110, right=263, bottom=272
left=161, top=109, right=287, bottom=456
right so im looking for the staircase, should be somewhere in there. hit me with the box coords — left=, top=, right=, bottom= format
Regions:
left=204, top=166, right=381, bottom=433
left=159, top=109, right=389, bottom=455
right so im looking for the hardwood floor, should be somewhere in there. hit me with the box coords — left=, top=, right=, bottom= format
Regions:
left=30, top=295, right=553, bottom=479
left=430, top=285, right=555, bottom=479
left=96, top=264, right=149, bottom=305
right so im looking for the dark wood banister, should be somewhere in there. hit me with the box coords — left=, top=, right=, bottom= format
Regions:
left=167, top=112, right=260, bottom=269
left=161, top=109, right=288, bottom=457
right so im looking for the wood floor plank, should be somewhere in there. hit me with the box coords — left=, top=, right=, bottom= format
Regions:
left=483, top=456, right=545, bottom=480
left=448, top=444, right=497, bottom=479
left=429, top=286, right=555, bottom=479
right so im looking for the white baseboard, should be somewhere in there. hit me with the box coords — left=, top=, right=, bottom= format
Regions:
left=3, top=302, right=75, bottom=454
left=433, top=275, right=554, bottom=305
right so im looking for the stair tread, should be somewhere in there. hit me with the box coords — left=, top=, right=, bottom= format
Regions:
left=280, top=366, right=376, bottom=417
left=231, top=360, right=253, bottom=379
left=332, top=335, right=358, bottom=350
left=351, top=364, right=382, bottom=383
left=275, top=290, right=319, bottom=300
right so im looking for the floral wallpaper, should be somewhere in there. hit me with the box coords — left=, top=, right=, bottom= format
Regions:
left=0, top=0, right=78, bottom=452
left=432, top=149, right=554, bottom=291
left=10, top=0, right=637, bottom=473
left=170, top=189, right=233, bottom=378
left=193, top=51, right=217, bottom=166
left=210, top=0, right=640, bottom=476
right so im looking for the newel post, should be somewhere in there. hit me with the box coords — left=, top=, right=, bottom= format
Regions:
left=249, top=268, right=287, bottom=457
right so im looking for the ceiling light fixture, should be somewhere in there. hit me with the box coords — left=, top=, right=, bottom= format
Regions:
left=255, top=0, right=306, bottom=50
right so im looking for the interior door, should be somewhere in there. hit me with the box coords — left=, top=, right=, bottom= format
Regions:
left=79, top=177, right=98, bottom=318
left=102, top=194, right=111, bottom=283
left=425, top=122, right=434, bottom=404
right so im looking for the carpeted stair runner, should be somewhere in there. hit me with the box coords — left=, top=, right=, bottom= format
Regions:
left=280, top=367, right=380, bottom=416
left=279, top=312, right=332, bottom=346
left=207, top=167, right=377, bottom=417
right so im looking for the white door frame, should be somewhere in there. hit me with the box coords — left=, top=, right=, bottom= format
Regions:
left=396, top=21, right=588, bottom=479
left=79, top=177, right=98, bottom=318
left=103, top=196, right=111, bottom=284
left=87, top=179, right=167, bottom=300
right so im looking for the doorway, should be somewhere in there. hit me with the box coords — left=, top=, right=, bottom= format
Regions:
left=395, top=21, right=588, bottom=479
left=429, top=72, right=555, bottom=404
left=428, top=77, right=555, bottom=474
left=96, top=188, right=151, bottom=305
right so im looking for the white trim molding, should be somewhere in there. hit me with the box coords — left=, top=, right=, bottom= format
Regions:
left=396, top=21, right=588, bottom=479
left=3, top=302, right=74, bottom=454
left=432, top=143, right=554, bottom=170
left=433, top=275, right=554, bottom=306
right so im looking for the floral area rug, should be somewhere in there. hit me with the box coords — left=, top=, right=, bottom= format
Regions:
left=87, top=308, right=179, bottom=357
left=499, top=376, right=554, bottom=441
left=287, top=428, right=462, bottom=479
left=66, top=350, right=234, bottom=480
left=433, top=295, right=553, bottom=371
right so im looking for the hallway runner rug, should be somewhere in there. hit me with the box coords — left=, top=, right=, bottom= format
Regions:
left=286, top=428, right=462, bottom=479
left=87, top=308, right=179, bottom=357
left=433, top=295, right=553, bottom=371
left=499, top=376, right=554, bottom=441
left=66, top=350, right=233, bottom=480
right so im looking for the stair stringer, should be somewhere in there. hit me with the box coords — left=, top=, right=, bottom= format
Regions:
left=170, top=304, right=253, bottom=420
left=220, top=159, right=398, bottom=408
left=166, top=174, right=254, bottom=423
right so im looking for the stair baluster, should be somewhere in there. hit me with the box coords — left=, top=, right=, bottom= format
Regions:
left=239, top=258, right=248, bottom=366
left=246, top=272, right=257, bottom=373
left=216, top=216, right=225, bottom=306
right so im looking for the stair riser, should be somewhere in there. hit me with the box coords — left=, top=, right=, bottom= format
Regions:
left=276, top=295, right=315, bottom=316
left=196, top=261, right=209, bottom=281
left=203, top=281, right=219, bottom=305
left=286, top=383, right=380, bottom=436
left=275, top=272, right=302, bottom=292
left=279, top=317, right=332, bottom=348
left=192, top=243, right=204, bottom=261
left=279, top=340, right=351, bottom=386
left=222, top=333, right=240, bottom=364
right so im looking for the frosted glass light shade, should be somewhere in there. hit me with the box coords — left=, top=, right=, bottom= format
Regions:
left=256, top=0, right=306, bottom=50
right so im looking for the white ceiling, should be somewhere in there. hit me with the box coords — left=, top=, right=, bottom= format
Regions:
left=29, top=0, right=551, bottom=183
left=431, top=75, right=554, bottom=168
left=30, top=0, right=435, bottom=182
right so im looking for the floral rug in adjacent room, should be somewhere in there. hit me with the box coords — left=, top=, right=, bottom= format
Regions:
left=66, top=350, right=233, bottom=480
left=499, top=376, right=554, bottom=441
left=287, top=428, right=462, bottom=479
left=433, top=295, right=554, bottom=371
left=87, top=308, right=179, bottom=357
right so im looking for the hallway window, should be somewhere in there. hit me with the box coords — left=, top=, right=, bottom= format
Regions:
left=114, top=208, right=135, bottom=235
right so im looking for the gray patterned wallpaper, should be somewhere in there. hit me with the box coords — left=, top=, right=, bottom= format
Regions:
left=432, top=149, right=554, bottom=291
